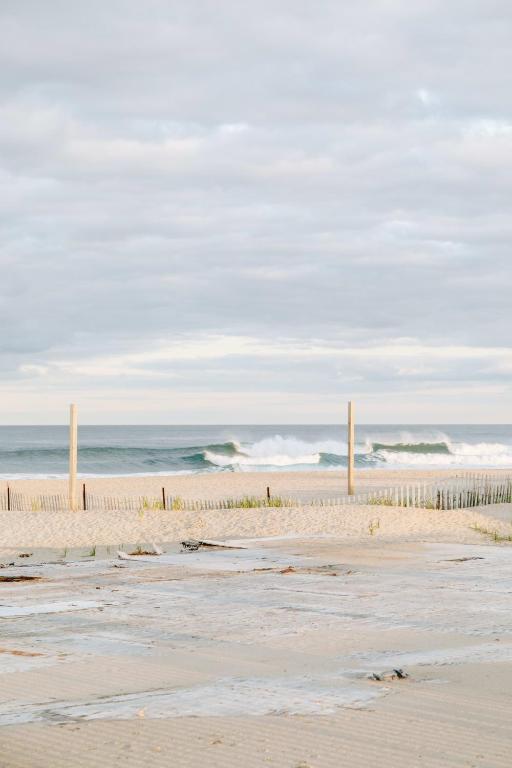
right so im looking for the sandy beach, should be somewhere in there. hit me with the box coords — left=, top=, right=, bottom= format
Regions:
left=7, top=467, right=509, bottom=500
left=1, top=469, right=511, bottom=766
left=1, top=469, right=512, bottom=551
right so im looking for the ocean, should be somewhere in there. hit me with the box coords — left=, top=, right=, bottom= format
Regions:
left=0, top=424, right=511, bottom=479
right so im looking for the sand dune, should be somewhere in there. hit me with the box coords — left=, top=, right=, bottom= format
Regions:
left=1, top=470, right=511, bottom=551
left=1, top=502, right=511, bottom=551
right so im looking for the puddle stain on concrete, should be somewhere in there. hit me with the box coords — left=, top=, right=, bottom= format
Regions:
left=0, top=675, right=382, bottom=726
left=0, top=540, right=511, bottom=725
left=0, top=601, right=105, bottom=618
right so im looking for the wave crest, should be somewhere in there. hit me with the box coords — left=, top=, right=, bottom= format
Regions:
left=203, top=436, right=344, bottom=468
left=1, top=431, right=511, bottom=476
left=201, top=435, right=512, bottom=470
left=372, top=441, right=451, bottom=455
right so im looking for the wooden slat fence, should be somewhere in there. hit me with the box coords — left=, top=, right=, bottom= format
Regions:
left=1, top=473, right=512, bottom=512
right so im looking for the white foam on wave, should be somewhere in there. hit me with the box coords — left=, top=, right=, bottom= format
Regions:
left=204, top=450, right=322, bottom=467
left=377, top=440, right=512, bottom=467
left=450, top=441, right=512, bottom=456
left=4, top=432, right=511, bottom=477
left=205, top=435, right=347, bottom=468
left=0, top=470, right=197, bottom=480
left=203, top=432, right=512, bottom=470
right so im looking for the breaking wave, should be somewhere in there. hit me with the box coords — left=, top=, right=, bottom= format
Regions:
left=199, top=435, right=512, bottom=470
left=1, top=429, right=511, bottom=476
left=373, top=441, right=512, bottom=467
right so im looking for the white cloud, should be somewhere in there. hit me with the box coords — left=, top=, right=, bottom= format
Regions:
left=0, top=0, right=510, bottom=421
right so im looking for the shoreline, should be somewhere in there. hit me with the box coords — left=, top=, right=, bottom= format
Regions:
left=4, top=467, right=512, bottom=498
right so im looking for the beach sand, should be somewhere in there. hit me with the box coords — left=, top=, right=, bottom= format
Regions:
left=1, top=501, right=511, bottom=552
left=1, top=470, right=511, bottom=766
left=1, top=469, right=511, bottom=551
left=7, top=467, right=510, bottom=500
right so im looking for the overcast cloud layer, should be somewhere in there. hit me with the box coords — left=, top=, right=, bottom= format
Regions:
left=0, top=0, right=510, bottom=423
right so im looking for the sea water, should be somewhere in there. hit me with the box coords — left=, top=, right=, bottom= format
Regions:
left=0, top=424, right=511, bottom=478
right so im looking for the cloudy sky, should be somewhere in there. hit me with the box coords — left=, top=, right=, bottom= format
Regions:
left=1, top=0, right=510, bottom=424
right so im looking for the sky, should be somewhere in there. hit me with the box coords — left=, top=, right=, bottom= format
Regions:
left=0, top=0, right=511, bottom=424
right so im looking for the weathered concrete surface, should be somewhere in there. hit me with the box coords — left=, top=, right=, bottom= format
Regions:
left=0, top=538, right=511, bottom=766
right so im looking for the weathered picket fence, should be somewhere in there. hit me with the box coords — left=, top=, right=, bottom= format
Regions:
left=1, top=473, right=511, bottom=513
left=362, top=476, right=512, bottom=510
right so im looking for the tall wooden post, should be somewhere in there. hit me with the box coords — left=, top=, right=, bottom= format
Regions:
left=69, top=404, right=78, bottom=511
left=348, top=400, right=355, bottom=496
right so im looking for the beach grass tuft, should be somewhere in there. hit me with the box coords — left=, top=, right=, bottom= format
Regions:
left=368, top=496, right=394, bottom=506
left=129, top=545, right=158, bottom=556
left=222, top=495, right=294, bottom=509
left=470, top=523, right=512, bottom=543
left=140, top=497, right=164, bottom=511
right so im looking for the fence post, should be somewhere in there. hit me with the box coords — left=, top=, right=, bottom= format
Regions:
left=348, top=400, right=355, bottom=495
left=162, top=487, right=166, bottom=510
left=82, top=482, right=87, bottom=511
left=69, top=404, right=78, bottom=512
left=7, top=484, right=11, bottom=512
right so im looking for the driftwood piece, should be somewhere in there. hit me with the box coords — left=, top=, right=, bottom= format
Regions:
left=180, top=539, right=246, bottom=552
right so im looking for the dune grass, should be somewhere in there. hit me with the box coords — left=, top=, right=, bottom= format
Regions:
left=470, top=523, right=512, bottom=543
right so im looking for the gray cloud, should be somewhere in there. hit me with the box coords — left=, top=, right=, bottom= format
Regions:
left=0, top=0, right=511, bottom=422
